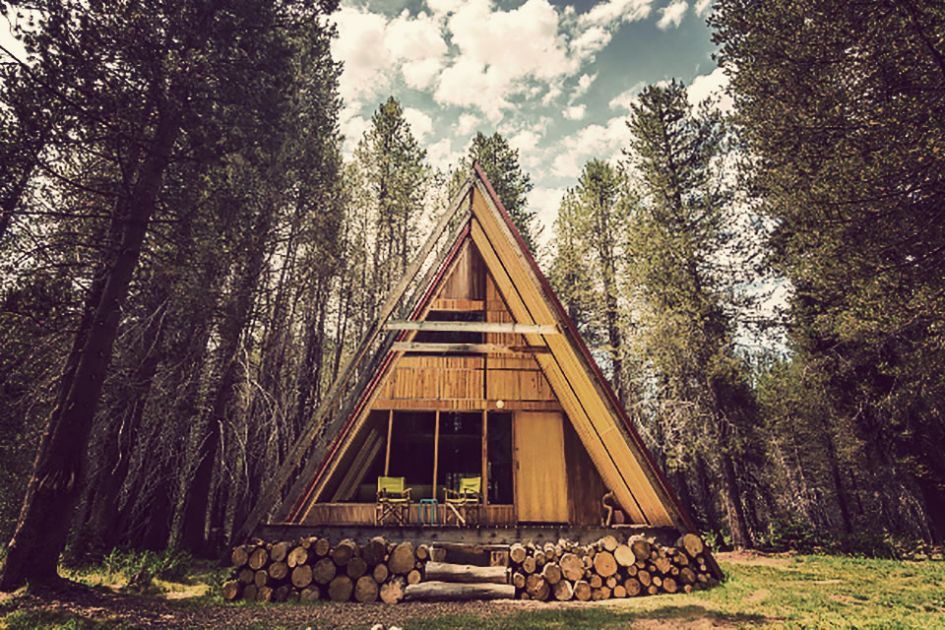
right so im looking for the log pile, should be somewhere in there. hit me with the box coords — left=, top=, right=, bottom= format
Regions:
left=222, top=531, right=719, bottom=604
left=223, top=536, right=444, bottom=604
left=507, top=532, right=718, bottom=601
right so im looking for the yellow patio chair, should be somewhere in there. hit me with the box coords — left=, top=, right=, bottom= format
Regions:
left=375, top=476, right=411, bottom=525
left=443, top=476, right=481, bottom=527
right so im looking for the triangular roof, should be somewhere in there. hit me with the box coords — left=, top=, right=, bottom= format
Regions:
left=235, top=165, right=693, bottom=540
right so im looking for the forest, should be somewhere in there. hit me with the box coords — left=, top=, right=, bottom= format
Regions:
left=0, top=0, right=943, bottom=597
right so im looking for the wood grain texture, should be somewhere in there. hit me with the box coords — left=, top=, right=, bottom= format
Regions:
left=470, top=197, right=673, bottom=526
left=514, top=412, right=569, bottom=522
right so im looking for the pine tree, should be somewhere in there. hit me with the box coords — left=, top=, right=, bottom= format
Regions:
left=713, top=0, right=945, bottom=541
left=623, top=80, right=757, bottom=547
left=349, top=96, right=431, bottom=329
left=549, top=161, right=630, bottom=399
left=0, top=0, right=339, bottom=588
left=466, top=132, right=538, bottom=252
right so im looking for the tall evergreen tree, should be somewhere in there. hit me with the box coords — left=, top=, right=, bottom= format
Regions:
left=466, top=132, right=538, bottom=252
left=0, top=0, right=339, bottom=588
left=623, top=81, right=758, bottom=548
left=348, top=96, right=430, bottom=333
left=549, top=161, right=631, bottom=399
left=713, top=0, right=945, bottom=541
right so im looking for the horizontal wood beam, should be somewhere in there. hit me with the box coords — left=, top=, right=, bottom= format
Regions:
left=391, top=342, right=549, bottom=355
left=385, top=321, right=557, bottom=334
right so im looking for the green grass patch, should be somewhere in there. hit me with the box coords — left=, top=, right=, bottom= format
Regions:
left=408, top=554, right=945, bottom=630
left=1, top=552, right=943, bottom=629
left=0, top=608, right=125, bottom=629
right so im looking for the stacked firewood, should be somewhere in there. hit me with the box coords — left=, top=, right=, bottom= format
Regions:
left=223, top=536, right=442, bottom=604
left=508, top=533, right=718, bottom=601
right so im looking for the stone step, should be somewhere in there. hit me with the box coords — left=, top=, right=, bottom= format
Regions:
left=423, top=561, right=509, bottom=584
left=404, top=580, right=516, bottom=602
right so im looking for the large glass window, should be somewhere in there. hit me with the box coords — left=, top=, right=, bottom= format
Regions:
left=388, top=411, right=436, bottom=499
left=437, top=412, right=483, bottom=499
left=350, top=409, right=514, bottom=505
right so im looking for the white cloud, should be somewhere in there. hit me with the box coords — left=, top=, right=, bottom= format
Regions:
left=403, top=107, right=434, bottom=140
left=528, top=187, right=566, bottom=247
left=0, top=9, right=34, bottom=63
left=656, top=0, right=688, bottom=30
left=427, top=137, right=463, bottom=171
left=694, top=0, right=712, bottom=16
left=568, top=25, right=613, bottom=61
left=608, top=80, right=647, bottom=111
left=435, top=58, right=508, bottom=121
left=340, top=110, right=369, bottom=158
left=552, top=115, right=627, bottom=177
left=433, top=0, right=579, bottom=121
left=386, top=11, right=447, bottom=89
left=455, top=113, right=481, bottom=136
left=332, top=8, right=390, bottom=105
left=403, top=58, right=444, bottom=90
left=427, top=0, right=465, bottom=18
left=563, top=104, right=587, bottom=120
left=568, top=0, right=655, bottom=63
left=508, top=129, right=544, bottom=169
left=541, top=81, right=565, bottom=106
left=331, top=7, right=448, bottom=107
left=687, top=66, right=733, bottom=112
left=577, top=0, right=654, bottom=28
left=571, top=73, right=597, bottom=101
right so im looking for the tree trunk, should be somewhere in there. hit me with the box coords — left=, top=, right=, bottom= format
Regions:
left=175, top=200, right=272, bottom=555
left=72, top=297, right=168, bottom=559
left=718, top=449, right=752, bottom=549
left=821, top=416, right=854, bottom=535
left=0, top=110, right=179, bottom=590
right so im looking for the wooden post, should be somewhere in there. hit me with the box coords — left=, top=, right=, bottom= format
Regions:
left=384, top=410, right=393, bottom=475
left=433, top=410, right=440, bottom=501
left=481, top=410, right=489, bottom=507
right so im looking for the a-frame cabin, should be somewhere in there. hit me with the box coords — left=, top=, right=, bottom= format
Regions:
left=237, top=165, right=694, bottom=544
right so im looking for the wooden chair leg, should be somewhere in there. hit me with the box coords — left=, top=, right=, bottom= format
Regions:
left=445, top=502, right=466, bottom=527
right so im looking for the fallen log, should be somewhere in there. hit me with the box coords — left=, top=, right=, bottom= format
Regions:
left=553, top=579, right=573, bottom=601
left=388, top=541, right=415, bottom=575
left=404, top=581, right=516, bottom=602
left=231, top=546, right=249, bottom=568
left=291, top=565, right=313, bottom=589
left=424, top=562, right=508, bottom=584
left=559, top=553, right=584, bottom=581
left=222, top=580, right=240, bottom=601
left=363, top=536, right=387, bottom=566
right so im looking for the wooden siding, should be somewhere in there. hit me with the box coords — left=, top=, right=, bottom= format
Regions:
left=438, top=241, right=485, bottom=300
left=563, top=419, right=610, bottom=525
left=514, top=412, right=569, bottom=522
left=469, top=184, right=678, bottom=527
left=429, top=298, right=484, bottom=311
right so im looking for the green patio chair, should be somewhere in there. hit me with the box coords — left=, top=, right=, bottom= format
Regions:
left=443, top=476, right=481, bottom=526
left=375, top=476, right=411, bottom=525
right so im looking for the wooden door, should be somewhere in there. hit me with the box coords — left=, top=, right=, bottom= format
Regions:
left=514, top=411, right=569, bottom=522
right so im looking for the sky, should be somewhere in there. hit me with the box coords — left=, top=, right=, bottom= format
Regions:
left=1, top=1, right=730, bottom=247
left=332, top=0, right=730, bottom=246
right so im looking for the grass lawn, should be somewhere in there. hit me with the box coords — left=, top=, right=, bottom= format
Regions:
left=410, top=552, right=945, bottom=629
left=0, top=551, right=943, bottom=629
